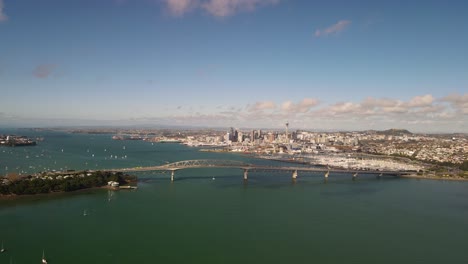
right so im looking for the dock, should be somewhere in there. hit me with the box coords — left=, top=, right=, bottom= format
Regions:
left=119, top=186, right=138, bottom=190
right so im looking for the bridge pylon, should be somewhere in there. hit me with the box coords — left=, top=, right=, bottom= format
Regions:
left=292, top=170, right=298, bottom=179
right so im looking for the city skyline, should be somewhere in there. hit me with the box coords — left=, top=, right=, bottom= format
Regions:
left=0, top=0, right=467, bottom=132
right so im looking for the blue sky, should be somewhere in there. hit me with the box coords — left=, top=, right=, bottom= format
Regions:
left=0, top=0, right=467, bottom=132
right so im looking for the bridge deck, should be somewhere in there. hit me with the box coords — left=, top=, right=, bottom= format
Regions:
left=111, top=162, right=407, bottom=175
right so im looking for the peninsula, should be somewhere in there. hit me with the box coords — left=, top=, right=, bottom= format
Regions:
left=0, top=170, right=137, bottom=196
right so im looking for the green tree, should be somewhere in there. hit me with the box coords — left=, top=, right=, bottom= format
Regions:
left=460, top=161, right=468, bottom=171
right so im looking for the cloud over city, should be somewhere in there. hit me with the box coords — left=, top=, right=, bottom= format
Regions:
left=281, top=98, right=319, bottom=113
left=312, top=94, right=451, bottom=119
left=441, top=93, right=468, bottom=114
left=248, top=101, right=276, bottom=112
left=6, top=93, right=465, bottom=133
left=138, top=93, right=466, bottom=132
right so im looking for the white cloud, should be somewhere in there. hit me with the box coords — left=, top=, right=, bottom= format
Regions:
left=315, top=20, right=351, bottom=37
left=361, top=97, right=400, bottom=108
left=326, top=101, right=361, bottom=115
left=381, top=104, right=407, bottom=114
left=413, top=104, right=445, bottom=114
left=407, top=94, right=434, bottom=107
left=0, top=0, right=8, bottom=22
left=147, top=94, right=465, bottom=132
left=441, top=93, right=468, bottom=114
left=309, top=94, right=452, bottom=120
left=162, top=0, right=279, bottom=17
left=281, top=101, right=293, bottom=111
left=353, top=94, right=436, bottom=115
left=249, top=101, right=276, bottom=112
left=202, top=0, right=279, bottom=17
left=163, top=0, right=197, bottom=16
left=281, top=98, right=319, bottom=113
left=433, top=111, right=456, bottom=119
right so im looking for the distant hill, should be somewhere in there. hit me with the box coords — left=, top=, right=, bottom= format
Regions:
left=365, top=129, right=413, bottom=135
left=376, top=129, right=413, bottom=135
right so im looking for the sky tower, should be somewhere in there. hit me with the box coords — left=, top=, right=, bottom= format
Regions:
left=285, top=121, right=289, bottom=143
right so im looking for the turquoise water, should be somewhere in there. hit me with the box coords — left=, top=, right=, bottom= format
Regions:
left=0, top=130, right=467, bottom=263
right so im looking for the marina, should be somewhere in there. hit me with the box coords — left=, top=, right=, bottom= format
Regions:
left=0, top=135, right=37, bottom=147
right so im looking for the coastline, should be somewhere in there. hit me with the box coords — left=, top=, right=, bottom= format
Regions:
left=0, top=183, right=138, bottom=201
left=0, top=186, right=107, bottom=201
left=0, top=184, right=139, bottom=201
left=249, top=154, right=468, bottom=182
left=400, top=174, right=468, bottom=182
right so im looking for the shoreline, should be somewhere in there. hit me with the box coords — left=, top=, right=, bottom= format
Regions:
left=0, top=184, right=137, bottom=201
left=250, top=154, right=468, bottom=182
left=0, top=186, right=107, bottom=201
left=400, top=174, right=468, bottom=182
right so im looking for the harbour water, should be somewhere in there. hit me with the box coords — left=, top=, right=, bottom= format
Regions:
left=0, top=130, right=467, bottom=263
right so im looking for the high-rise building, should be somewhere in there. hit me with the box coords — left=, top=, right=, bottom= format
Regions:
left=292, top=131, right=297, bottom=141
left=230, top=127, right=235, bottom=142
left=268, top=133, right=275, bottom=143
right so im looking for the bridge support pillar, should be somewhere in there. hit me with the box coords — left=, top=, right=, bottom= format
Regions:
left=292, top=170, right=298, bottom=179
left=243, top=169, right=248, bottom=181
left=171, top=170, right=175, bottom=182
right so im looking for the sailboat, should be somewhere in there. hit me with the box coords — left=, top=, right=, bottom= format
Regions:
left=1, top=241, right=5, bottom=253
left=83, top=209, right=88, bottom=216
left=42, top=250, right=48, bottom=264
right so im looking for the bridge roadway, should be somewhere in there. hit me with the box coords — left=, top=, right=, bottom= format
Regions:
left=109, top=159, right=410, bottom=181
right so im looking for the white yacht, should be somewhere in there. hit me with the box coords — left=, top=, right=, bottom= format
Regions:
left=42, top=250, right=48, bottom=264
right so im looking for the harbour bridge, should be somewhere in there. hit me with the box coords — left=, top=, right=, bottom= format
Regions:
left=111, top=159, right=410, bottom=181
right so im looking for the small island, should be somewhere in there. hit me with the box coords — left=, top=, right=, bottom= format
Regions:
left=0, top=170, right=137, bottom=196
